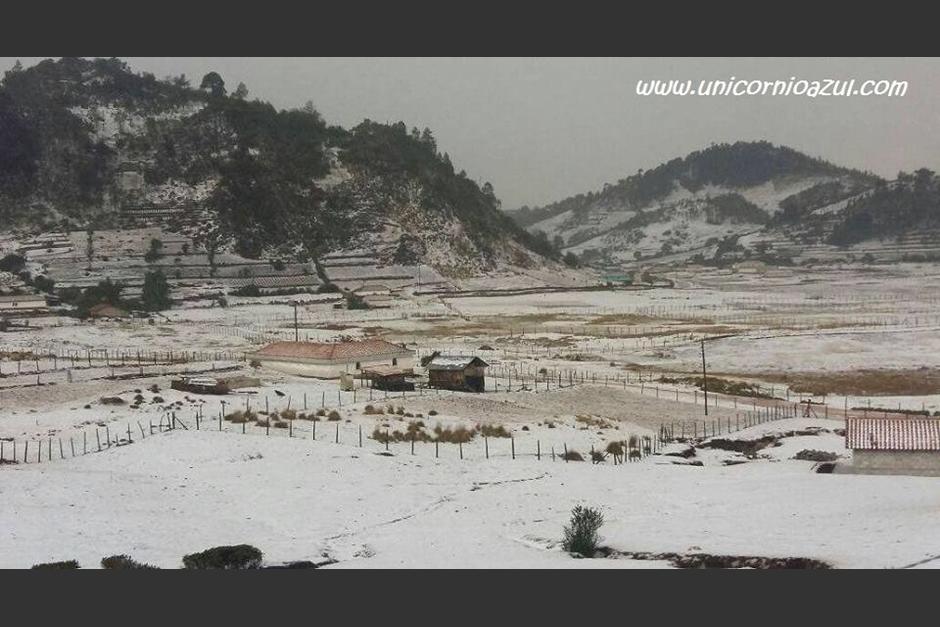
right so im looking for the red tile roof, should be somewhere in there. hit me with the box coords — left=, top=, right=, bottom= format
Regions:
left=253, top=339, right=410, bottom=362
left=846, top=418, right=940, bottom=451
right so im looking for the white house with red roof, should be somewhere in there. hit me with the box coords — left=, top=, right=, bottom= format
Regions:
left=250, top=339, right=414, bottom=379
left=846, top=417, right=940, bottom=476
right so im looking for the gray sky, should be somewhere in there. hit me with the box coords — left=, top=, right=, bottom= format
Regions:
left=3, top=57, right=940, bottom=209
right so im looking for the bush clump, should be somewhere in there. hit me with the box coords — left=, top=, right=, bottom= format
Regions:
left=225, top=410, right=256, bottom=424
left=562, top=506, right=604, bottom=557
left=182, top=544, right=263, bottom=570
left=793, top=449, right=839, bottom=462
left=101, top=554, right=158, bottom=569
left=31, top=560, right=80, bottom=569
left=562, top=449, right=584, bottom=461
left=479, top=424, right=511, bottom=438
left=327, top=410, right=341, bottom=421
left=433, top=424, right=477, bottom=443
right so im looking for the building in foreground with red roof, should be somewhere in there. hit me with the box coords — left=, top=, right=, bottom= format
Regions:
left=250, top=339, right=414, bottom=379
left=846, top=417, right=940, bottom=476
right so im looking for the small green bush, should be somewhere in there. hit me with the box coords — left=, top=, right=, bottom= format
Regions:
left=31, top=560, right=80, bottom=569
left=101, top=554, right=158, bottom=569
left=562, top=506, right=604, bottom=556
left=182, top=544, right=263, bottom=570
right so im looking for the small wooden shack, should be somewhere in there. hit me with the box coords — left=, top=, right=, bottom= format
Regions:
left=360, top=365, right=415, bottom=391
left=425, top=354, right=488, bottom=393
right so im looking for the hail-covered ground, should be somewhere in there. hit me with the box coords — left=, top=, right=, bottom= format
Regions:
left=3, top=262, right=940, bottom=568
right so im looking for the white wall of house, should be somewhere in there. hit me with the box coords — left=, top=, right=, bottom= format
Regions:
left=852, top=449, right=940, bottom=476
left=254, top=353, right=414, bottom=379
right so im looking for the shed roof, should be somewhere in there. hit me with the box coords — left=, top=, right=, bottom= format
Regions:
left=426, top=355, right=489, bottom=371
left=254, top=339, right=411, bottom=362
left=846, top=418, right=940, bottom=451
left=360, top=365, right=412, bottom=377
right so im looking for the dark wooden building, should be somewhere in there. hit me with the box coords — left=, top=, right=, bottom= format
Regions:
left=359, top=365, right=415, bottom=391
left=426, top=355, right=488, bottom=393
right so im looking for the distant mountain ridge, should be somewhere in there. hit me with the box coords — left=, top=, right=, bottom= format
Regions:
left=0, top=57, right=555, bottom=276
left=507, top=141, right=940, bottom=268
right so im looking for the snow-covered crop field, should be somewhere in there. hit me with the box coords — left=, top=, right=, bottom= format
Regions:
left=3, top=262, right=940, bottom=568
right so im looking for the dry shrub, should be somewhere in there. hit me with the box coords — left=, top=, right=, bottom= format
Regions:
left=273, top=420, right=289, bottom=429
left=316, top=408, right=327, bottom=417
left=255, top=417, right=270, bottom=427
left=363, top=404, right=384, bottom=415
left=280, top=409, right=297, bottom=421
left=428, top=410, right=438, bottom=416
left=225, top=410, right=255, bottom=424
left=576, top=415, right=613, bottom=429
left=562, top=449, right=584, bottom=461
left=433, top=424, right=477, bottom=443
left=605, top=441, right=624, bottom=456
left=479, top=424, right=511, bottom=438
left=590, top=450, right=607, bottom=464
left=373, top=421, right=432, bottom=443
left=327, top=410, right=341, bottom=421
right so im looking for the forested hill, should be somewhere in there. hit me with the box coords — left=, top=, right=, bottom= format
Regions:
left=508, top=141, right=902, bottom=267
left=0, top=57, right=555, bottom=273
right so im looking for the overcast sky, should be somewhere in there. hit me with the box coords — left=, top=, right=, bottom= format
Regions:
left=3, top=57, right=939, bottom=209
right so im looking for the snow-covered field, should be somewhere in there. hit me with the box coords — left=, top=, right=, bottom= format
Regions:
left=3, top=418, right=940, bottom=569
left=3, top=262, right=940, bottom=568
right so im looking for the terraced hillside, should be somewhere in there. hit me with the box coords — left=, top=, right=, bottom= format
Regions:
left=0, top=57, right=568, bottom=288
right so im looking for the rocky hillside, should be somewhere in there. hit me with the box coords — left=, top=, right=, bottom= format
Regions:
left=0, top=57, right=552, bottom=277
left=510, top=141, right=901, bottom=268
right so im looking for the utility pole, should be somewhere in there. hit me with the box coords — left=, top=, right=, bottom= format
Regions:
left=293, top=302, right=299, bottom=342
left=701, top=339, right=708, bottom=416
